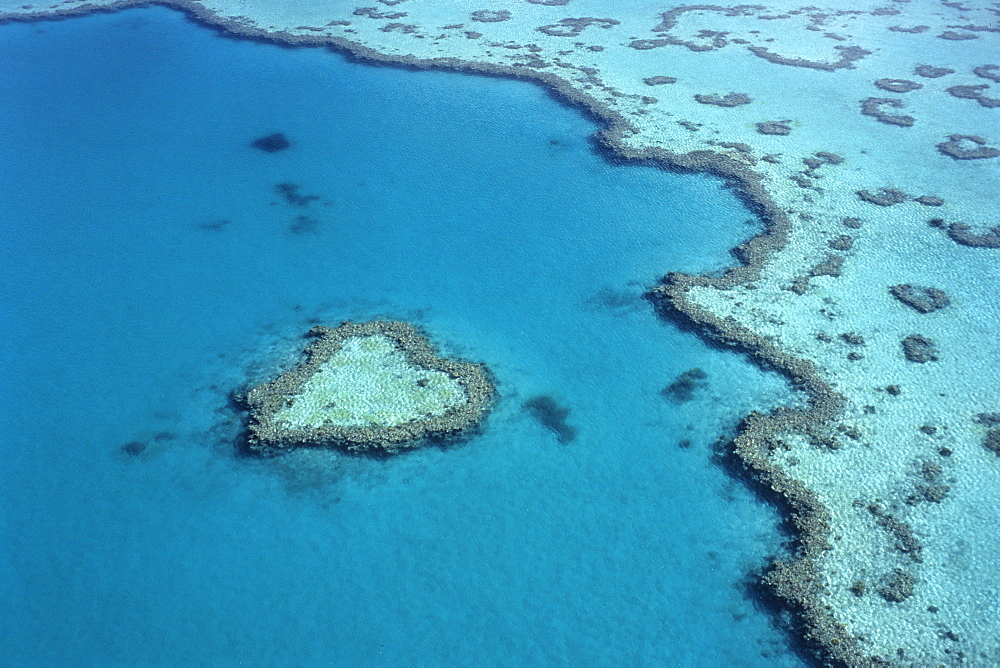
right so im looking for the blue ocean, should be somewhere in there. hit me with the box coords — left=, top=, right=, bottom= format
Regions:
left=1, top=7, right=801, bottom=665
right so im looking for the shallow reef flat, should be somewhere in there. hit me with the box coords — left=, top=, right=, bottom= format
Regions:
left=240, top=321, right=493, bottom=453
left=3, top=0, right=997, bottom=664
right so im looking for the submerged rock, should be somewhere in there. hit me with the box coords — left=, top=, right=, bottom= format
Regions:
left=240, top=321, right=494, bottom=454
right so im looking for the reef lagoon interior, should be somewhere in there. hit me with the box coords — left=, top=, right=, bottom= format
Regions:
left=0, top=6, right=802, bottom=665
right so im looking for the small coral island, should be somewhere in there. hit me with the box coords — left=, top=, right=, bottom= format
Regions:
left=240, top=321, right=494, bottom=454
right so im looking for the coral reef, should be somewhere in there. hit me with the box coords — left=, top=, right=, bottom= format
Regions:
left=536, top=17, right=618, bottom=37
left=240, top=321, right=494, bottom=454
left=945, top=84, right=1000, bottom=108
left=946, top=222, right=1000, bottom=247
left=874, top=78, right=922, bottom=93
left=747, top=44, right=870, bottom=71
left=973, top=64, right=1000, bottom=83
left=860, top=97, right=915, bottom=127
left=937, top=134, right=1000, bottom=160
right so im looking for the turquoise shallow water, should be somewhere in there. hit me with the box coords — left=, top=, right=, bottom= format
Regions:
left=0, top=7, right=801, bottom=665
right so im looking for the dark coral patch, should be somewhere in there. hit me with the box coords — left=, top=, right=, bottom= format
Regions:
left=947, top=223, right=1000, bottom=247
left=946, top=84, right=988, bottom=99
left=938, top=31, right=977, bottom=40
left=122, top=440, right=147, bottom=456
left=901, top=334, right=938, bottom=363
left=643, top=75, right=677, bottom=85
left=470, top=9, right=511, bottom=22
left=756, top=120, right=792, bottom=135
left=914, top=64, right=954, bottom=78
left=973, top=64, right=1000, bottom=83
left=857, top=188, right=909, bottom=206
left=984, top=430, right=1000, bottom=456
left=661, top=368, right=709, bottom=403
left=251, top=132, right=291, bottom=153
left=747, top=44, right=871, bottom=71
left=945, top=85, right=1000, bottom=109
left=274, top=182, right=320, bottom=207
left=827, top=235, right=854, bottom=251
left=889, top=285, right=950, bottom=313
left=523, top=395, right=577, bottom=443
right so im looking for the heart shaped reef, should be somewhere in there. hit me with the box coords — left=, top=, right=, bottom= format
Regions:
left=242, top=321, right=494, bottom=454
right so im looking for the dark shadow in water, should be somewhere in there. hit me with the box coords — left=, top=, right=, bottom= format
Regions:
left=522, top=395, right=577, bottom=443
left=289, top=214, right=320, bottom=234
left=274, top=182, right=320, bottom=207
left=197, top=219, right=231, bottom=231
left=583, top=285, right=647, bottom=314
left=122, top=440, right=146, bottom=456
left=250, top=131, right=291, bottom=152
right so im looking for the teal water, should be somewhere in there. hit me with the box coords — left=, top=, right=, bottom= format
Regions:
left=0, top=7, right=801, bottom=665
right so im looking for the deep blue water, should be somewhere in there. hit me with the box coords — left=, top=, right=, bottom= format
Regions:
left=0, top=7, right=801, bottom=666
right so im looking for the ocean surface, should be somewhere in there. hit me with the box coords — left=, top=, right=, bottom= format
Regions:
left=0, top=6, right=801, bottom=665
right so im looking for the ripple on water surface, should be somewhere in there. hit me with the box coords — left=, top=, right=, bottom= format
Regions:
left=0, top=7, right=801, bottom=666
